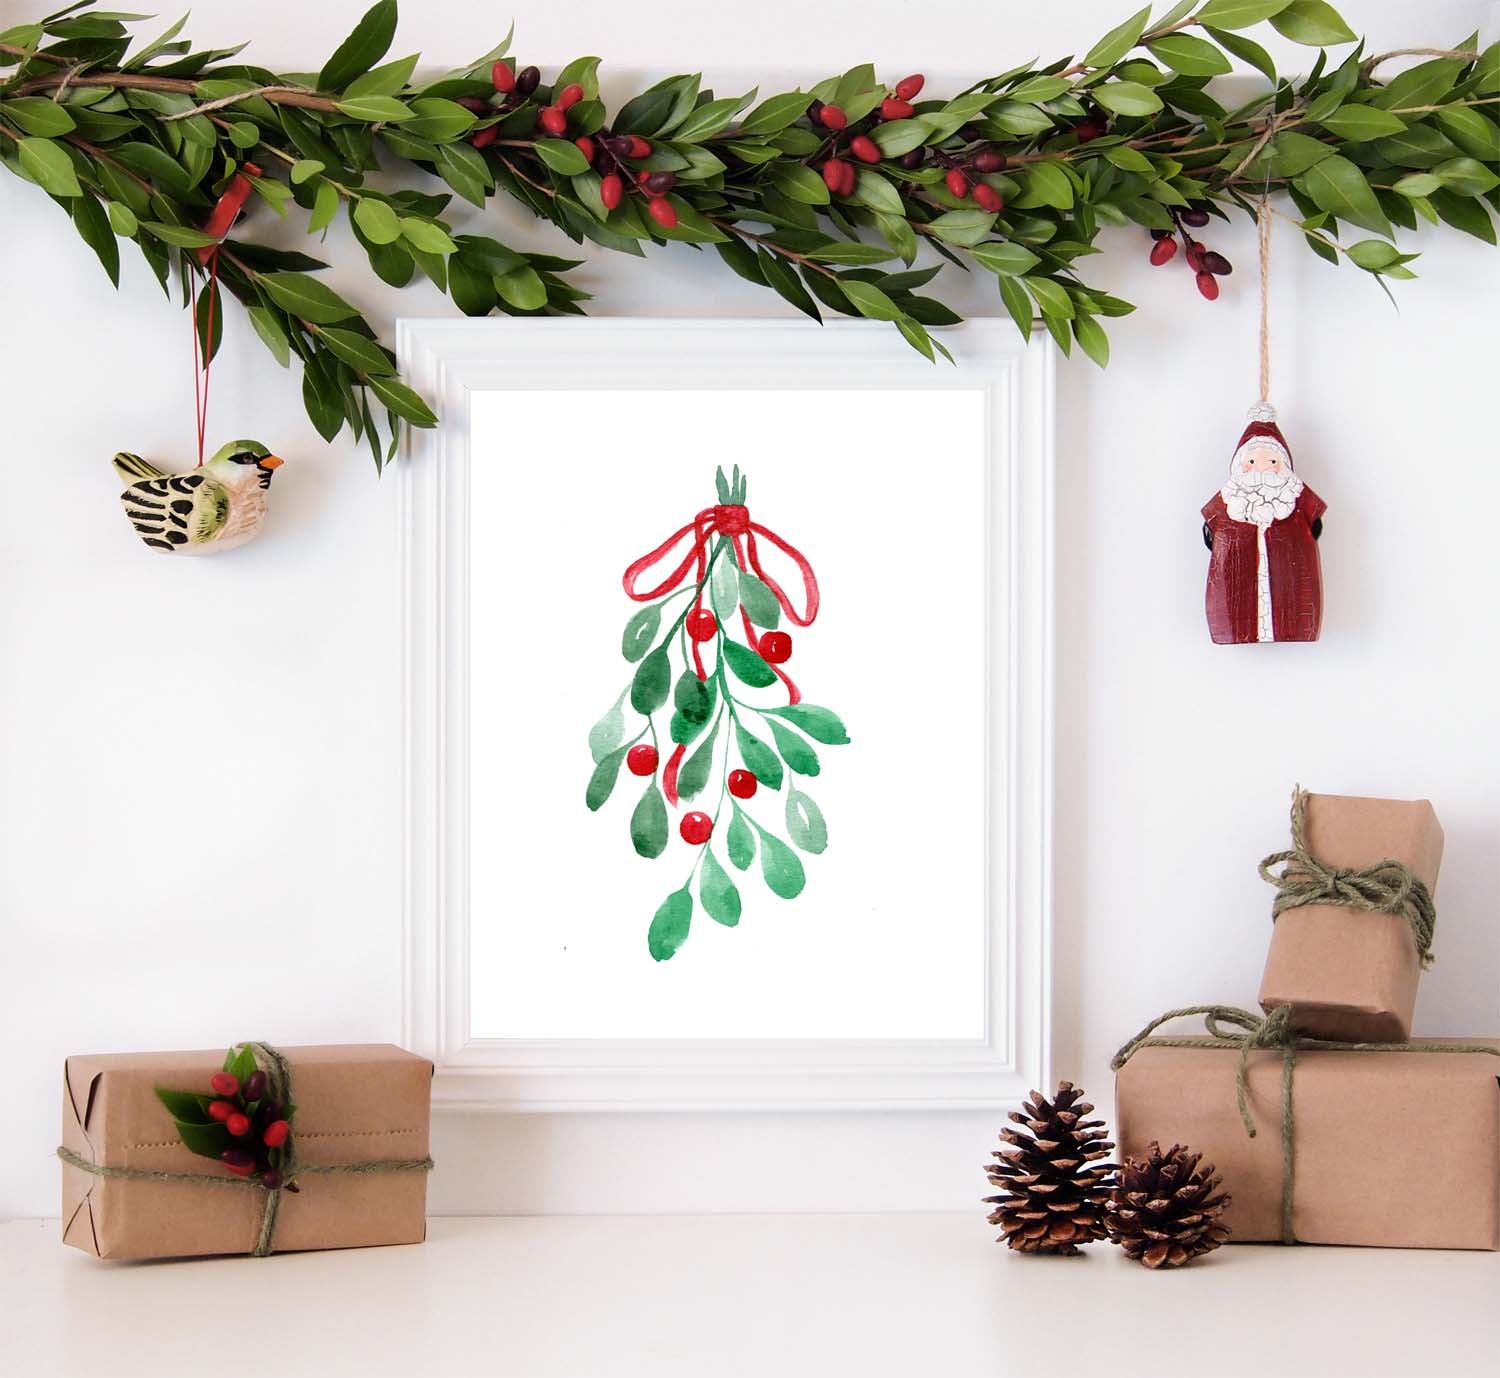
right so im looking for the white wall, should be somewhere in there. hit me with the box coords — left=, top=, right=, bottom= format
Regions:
left=3, top=0, right=1496, bottom=1218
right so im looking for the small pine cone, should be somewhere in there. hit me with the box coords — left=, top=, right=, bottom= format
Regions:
left=983, top=1081, right=1115, bottom=1256
left=1106, top=1141, right=1231, bottom=1269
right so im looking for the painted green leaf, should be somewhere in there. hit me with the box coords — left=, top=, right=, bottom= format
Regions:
left=766, top=704, right=850, bottom=745
left=319, top=0, right=398, bottom=92
left=647, top=886, right=693, bottom=961
left=766, top=719, right=820, bottom=777
left=711, top=552, right=739, bottom=622
left=17, top=136, right=81, bottom=197
left=353, top=197, right=402, bottom=244
left=786, top=788, right=829, bottom=855
left=735, top=722, right=784, bottom=790
left=736, top=570, right=781, bottom=629
left=622, top=603, right=662, bottom=662
left=700, top=848, right=741, bottom=927
left=1269, top=0, right=1356, bottom=46
left=153, top=1088, right=213, bottom=1124
left=585, top=746, right=628, bottom=811
left=631, top=648, right=672, bottom=714
left=259, top=271, right=359, bottom=324
left=677, top=715, right=722, bottom=800
left=588, top=692, right=626, bottom=764
left=727, top=804, right=756, bottom=870
left=723, top=639, right=776, bottom=688
left=754, top=825, right=806, bottom=899
left=674, top=671, right=713, bottom=725
left=630, top=784, right=668, bottom=859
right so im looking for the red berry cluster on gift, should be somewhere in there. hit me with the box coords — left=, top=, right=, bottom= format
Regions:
left=1146, top=203, right=1233, bottom=300
left=204, top=1066, right=296, bottom=1189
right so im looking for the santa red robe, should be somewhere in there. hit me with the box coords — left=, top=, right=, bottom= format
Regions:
left=1202, top=484, right=1325, bottom=644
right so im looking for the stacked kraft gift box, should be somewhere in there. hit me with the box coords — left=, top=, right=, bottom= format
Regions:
left=1113, top=789, right=1500, bottom=1250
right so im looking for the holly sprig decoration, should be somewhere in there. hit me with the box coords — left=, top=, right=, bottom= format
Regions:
left=587, top=466, right=849, bottom=961
left=3, top=2, right=1497, bottom=460
left=153, top=1044, right=298, bottom=1189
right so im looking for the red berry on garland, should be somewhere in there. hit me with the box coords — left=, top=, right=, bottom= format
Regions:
left=262, top=1169, right=284, bottom=1190
left=1196, top=271, right=1220, bottom=301
left=210, top=1072, right=240, bottom=1097
left=643, top=170, right=676, bottom=195
left=556, top=82, right=584, bottom=111
left=627, top=135, right=653, bottom=158
left=895, top=73, right=925, bottom=101
left=263, top=1119, right=290, bottom=1148
left=1180, top=206, right=1211, bottom=228
left=900, top=149, right=924, bottom=170
left=686, top=608, right=718, bottom=642
left=1185, top=241, right=1206, bottom=271
left=1149, top=237, right=1178, bottom=266
left=492, top=60, right=516, bottom=94
left=241, top=1070, right=268, bottom=1102
left=1201, top=250, right=1233, bottom=276
left=539, top=105, right=567, bottom=135
left=945, top=168, right=970, bottom=199
left=1074, top=119, right=1105, bottom=142
left=818, top=103, right=848, bottom=131
left=456, top=96, right=490, bottom=114
left=974, top=148, right=1007, bottom=173
left=850, top=134, right=881, bottom=165
left=822, top=158, right=852, bottom=194
left=627, top=744, right=659, bottom=776
left=974, top=183, right=1004, bottom=213
left=226, top=1112, right=251, bottom=1138
left=679, top=811, right=713, bottom=845
left=575, top=135, right=596, bottom=163
left=221, top=1152, right=256, bottom=1177
left=600, top=172, right=623, bottom=210
left=728, top=769, right=758, bottom=799
left=470, top=124, right=499, bottom=149
left=515, top=65, right=541, bottom=96
left=881, top=97, right=915, bottom=121
left=207, top=1099, right=235, bottom=1122
left=647, top=197, right=678, bottom=229
left=760, top=631, right=792, bottom=664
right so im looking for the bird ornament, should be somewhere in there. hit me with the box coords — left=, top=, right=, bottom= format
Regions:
left=114, top=440, right=284, bottom=555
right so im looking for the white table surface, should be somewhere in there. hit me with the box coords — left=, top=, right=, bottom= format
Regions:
left=4, top=1215, right=1497, bottom=1378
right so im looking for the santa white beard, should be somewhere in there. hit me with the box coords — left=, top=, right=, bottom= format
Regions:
left=1221, top=468, right=1304, bottom=642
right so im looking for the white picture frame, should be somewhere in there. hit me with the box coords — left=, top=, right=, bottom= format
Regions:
left=399, top=317, right=1054, bottom=1112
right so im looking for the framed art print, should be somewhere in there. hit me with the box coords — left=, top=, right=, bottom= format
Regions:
left=400, top=318, right=1053, bottom=1110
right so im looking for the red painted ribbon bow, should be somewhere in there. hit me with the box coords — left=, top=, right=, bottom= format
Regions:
left=622, top=502, right=820, bottom=702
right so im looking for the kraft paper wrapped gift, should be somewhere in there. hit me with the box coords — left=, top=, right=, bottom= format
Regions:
left=1257, top=790, right=1444, bottom=1042
left=61, top=1044, right=432, bottom=1260
left=1114, top=1023, right=1500, bottom=1249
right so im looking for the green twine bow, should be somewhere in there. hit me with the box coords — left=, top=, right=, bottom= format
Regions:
left=57, top=1041, right=433, bottom=1258
left=1112, top=1005, right=1498, bottom=1244
left=1259, top=786, right=1437, bottom=967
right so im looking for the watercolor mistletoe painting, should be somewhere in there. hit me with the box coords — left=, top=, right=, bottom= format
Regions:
left=585, top=466, right=850, bottom=961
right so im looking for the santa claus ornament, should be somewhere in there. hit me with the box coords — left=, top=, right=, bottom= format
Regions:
left=1201, top=203, right=1324, bottom=645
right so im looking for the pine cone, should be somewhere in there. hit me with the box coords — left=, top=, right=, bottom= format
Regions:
left=1106, top=1141, right=1231, bottom=1269
left=983, top=1081, right=1115, bottom=1255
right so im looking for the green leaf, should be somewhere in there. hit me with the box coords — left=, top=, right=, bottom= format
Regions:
left=344, top=52, right=419, bottom=99
left=735, top=90, right=808, bottom=136
left=998, top=273, right=1034, bottom=339
left=677, top=715, right=721, bottom=801
left=289, top=158, right=324, bottom=185
left=700, top=848, right=741, bottom=927
left=735, top=722, right=784, bottom=790
left=309, top=180, right=339, bottom=234
left=871, top=118, right=929, bottom=157
left=588, top=693, right=627, bottom=764
left=766, top=704, right=850, bottom=745
left=319, top=0, right=397, bottom=93
left=621, top=603, right=662, bottom=662
left=139, top=221, right=218, bottom=248
left=171, top=1118, right=234, bottom=1160
left=1204, top=26, right=1277, bottom=80
left=758, top=249, right=820, bottom=320
left=353, top=196, right=402, bottom=244
left=630, top=784, right=668, bottom=859
left=194, top=278, right=222, bottom=365
left=1393, top=172, right=1443, bottom=198
left=647, top=886, right=693, bottom=961
left=631, top=647, right=671, bottom=714
left=1026, top=275, right=1075, bottom=319
left=318, top=327, right=394, bottom=376
left=1195, top=0, right=1294, bottom=28
left=70, top=193, right=118, bottom=286
left=1146, top=34, right=1232, bottom=77
left=403, top=97, right=477, bottom=143
left=1083, top=5, right=1150, bottom=69
left=1, top=96, right=77, bottom=136
left=366, top=374, right=438, bottom=427
left=926, top=207, right=1000, bottom=245
left=335, top=94, right=413, bottom=123
left=1317, top=105, right=1407, bottom=141
left=154, top=1088, right=213, bottom=1124
left=711, top=555, right=739, bottom=622
left=674, top=92, right=753, bottom=143
left=17, top=137, right=81, bottom=197
left=785, top=787, right=828, bottom=855
left=766, top=718, right=819, bottom=777
left=727, top=804, right=756, bottom=870
left=259, top=271, right=360, bottom=323
left=754, top=824, right=806, bottom=899
left=1346, top=238, right=1402, bottom=271
left=971, top=241, right=1041, bottom=276
left=535, top=138, right=590, bottom=176
left=1017, top=162, right=1074, bottom=210
left=770, top=163, right=831, bottom=205
left=852, top=169, right=904, bottom=217
left=105, top=200, right=138, bottom=237
left=586, top=746, right=628, bottom=811
left=1435, top=106, right=1500, bottom=162
left=1072, top=313, right=1110, bottom=368
left=494, top=264, right=547, bottom=311
left=674, top=670, right=713, bottom=725
left=1296, top=154, right=1391, bottom=238
left=227, top=1045, right=258, bottom=1085
left=1091, top=81, right=1163, bottom=117
left=1269, top=0, right=1356, bottom=46
left=735, top=570, right=781, bottom=628
left=723, top=639, right=777, bottom=688
left=1433, top=157, right=1500, bottom=198
left=1267, top=129, right=1338, bottom=177
left=400, top=217, right=458, bottom=255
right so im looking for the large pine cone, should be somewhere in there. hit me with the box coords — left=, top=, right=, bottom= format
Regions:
left=984, top=1082, right=1115, bottom=1256
left=1106, top=1141, right=1231, bottom=1268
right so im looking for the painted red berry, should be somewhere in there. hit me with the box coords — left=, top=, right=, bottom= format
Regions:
left=210, top=1072, right=240, bottom=1097
left=556, top=82, right=584, bottom=111
left=973, top=148, right=1007, bottom=173
left=1150, top=237, right=1178, bottom=266
left=881, top=97, right=915, bottom=121
left=895, top=73, right=925, bottom=101
left=492, top=60, right=516, bottom=94
left=600, top=172, right=623, bottom=210
left=575, top=135, right=596, bottom=163
left=818, top=103, right=848, bottom=131
left=945, top=168, right=970, bottom=199
left=686, top=608, right=718, bottom=642
left=226, top=1112, right=251, bottom=1138
left=647, top=197, right=678, bottom=229
left=208, top=1100, right=235, bottom=1122
left=728, top=770, right=758, bottom=800
left=539, top=105, right=567, bottom=135
left=263, top=1119, right=290, bottom=1149
left=973, top=182, right=1003, bottom=213
left=470, top=125, right=499, bottom=149
left=679, top=811, right=713, bottom=845
left=760, top=631, right=792, bottom=664
left=627, top=744, right=658, bottom=776
left=1196, top=271, right=1220, bottom=300
left=850, top=134, right=881, bottom=164
left=627, top=135, right=652, bottom=158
